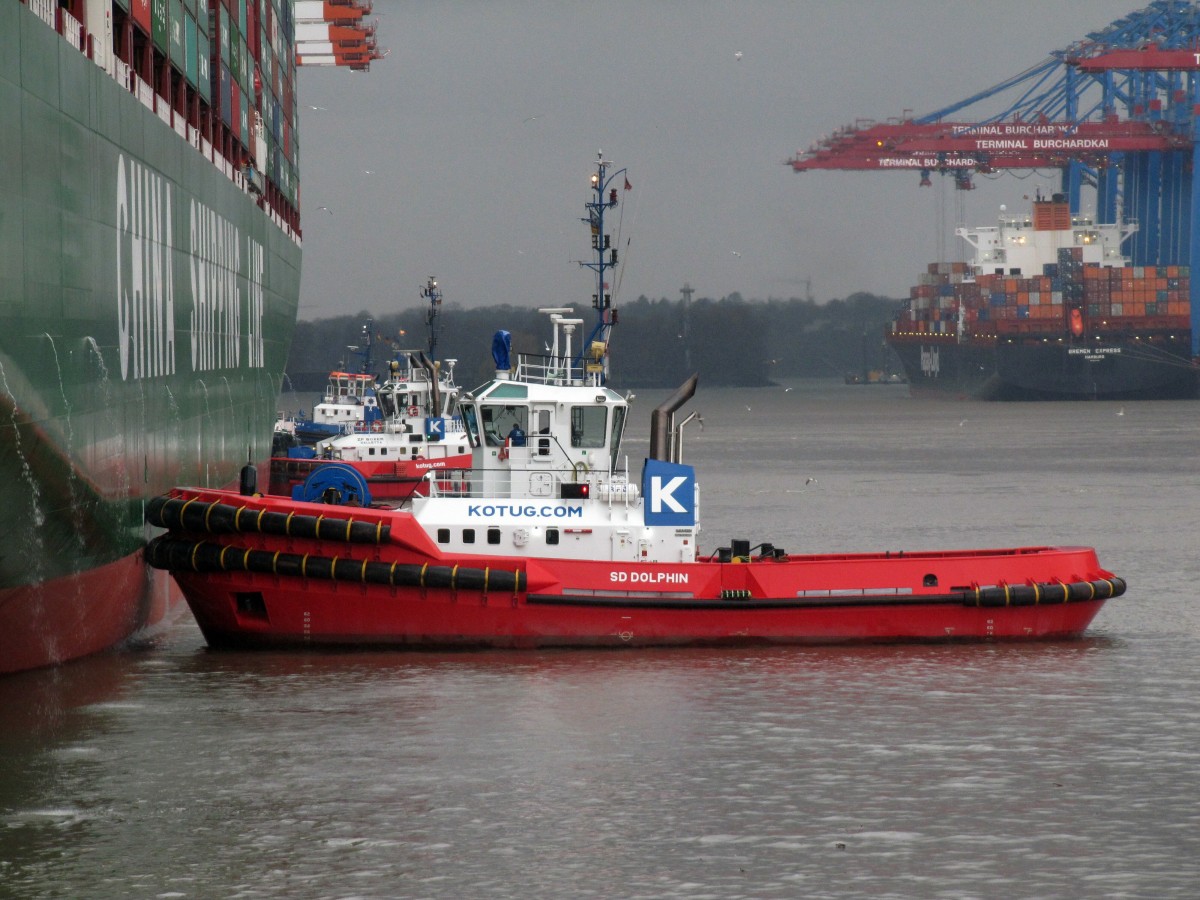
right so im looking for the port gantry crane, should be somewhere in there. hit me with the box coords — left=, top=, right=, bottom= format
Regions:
left=787, top=0, right=1200, bottom=353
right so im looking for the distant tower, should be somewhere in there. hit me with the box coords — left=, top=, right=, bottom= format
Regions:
left=680, top=282, right=694, bottom=371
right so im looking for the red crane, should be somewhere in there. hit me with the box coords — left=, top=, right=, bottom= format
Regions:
left=789, top=118, right=1188, bottom=185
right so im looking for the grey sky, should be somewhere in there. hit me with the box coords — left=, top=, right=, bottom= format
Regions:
left=296, top=0, right=1143, bottom=320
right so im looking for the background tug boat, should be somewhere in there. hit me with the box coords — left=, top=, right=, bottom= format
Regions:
left=144, top=155, right=1126, bottom=649
left=268, top=277, right=472, bottom=502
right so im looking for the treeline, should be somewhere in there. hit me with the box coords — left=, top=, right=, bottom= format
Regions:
left=284, top=292, right=903, bottom=391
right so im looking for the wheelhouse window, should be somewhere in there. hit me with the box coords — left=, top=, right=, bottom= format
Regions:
left=379, top=392, right=405, bottom=418
left=461, top=405, right=481, bottom=448
left=608, top=405, right=627, bottom=472
left=481, top=404, right=528, bottom=447
left=570, top=406, right=606, bottom=448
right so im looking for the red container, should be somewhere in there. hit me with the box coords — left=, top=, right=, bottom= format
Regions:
left=132, top=0, right=152, bottom=31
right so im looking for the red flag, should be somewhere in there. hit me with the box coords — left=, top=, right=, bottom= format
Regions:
left=624, top=177, right=632, bottom=191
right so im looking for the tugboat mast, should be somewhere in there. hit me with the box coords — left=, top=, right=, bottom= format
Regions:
left=421, top=275, right=443, bottom=359
left=352, top=318, right=375, bottom=376
left=578, top=151, right=628, bottom=381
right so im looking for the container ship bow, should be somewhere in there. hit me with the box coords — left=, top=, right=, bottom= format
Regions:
left=888, top=194, right=1197, bottom=400
left=1, top=0, right=303, bottom=673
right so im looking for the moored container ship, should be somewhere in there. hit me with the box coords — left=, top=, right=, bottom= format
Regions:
left=887, top=195, right=1196, bottom=400
left=1, top=0, right=302, bottom=673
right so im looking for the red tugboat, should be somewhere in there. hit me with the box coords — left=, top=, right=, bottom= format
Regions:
left=146, top=157, right=1125, bottom=650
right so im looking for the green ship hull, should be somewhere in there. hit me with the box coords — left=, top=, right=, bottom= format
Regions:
left=0, top=1, right=301, bottom=673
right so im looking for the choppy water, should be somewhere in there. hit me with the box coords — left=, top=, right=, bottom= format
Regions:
left=2, top=382, right=1199, bottom=899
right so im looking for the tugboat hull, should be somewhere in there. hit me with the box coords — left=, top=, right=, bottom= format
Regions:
left=146, top=491, right=1123, bottom=649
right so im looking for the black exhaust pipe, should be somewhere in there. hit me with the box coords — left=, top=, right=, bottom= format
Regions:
left=649, top=374, right=698, bottom=462
left=416, top=351, right=441, bottom=414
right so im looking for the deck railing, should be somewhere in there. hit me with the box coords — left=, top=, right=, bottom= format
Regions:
left=28, top=0, right=54, bottom=28
left=513, top=353, right=602, bottom=387
left=60, top=9, right=82, bottom=50
left=427, top=467, right=638, bottom=505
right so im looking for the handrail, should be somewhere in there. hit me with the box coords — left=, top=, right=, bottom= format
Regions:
left=427, top=466, right=636, bottom=502
left=513, top=353, right=601, bottom=387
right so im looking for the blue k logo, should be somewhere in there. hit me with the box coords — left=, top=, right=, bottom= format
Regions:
left=642, top=459, right=696, bottom=526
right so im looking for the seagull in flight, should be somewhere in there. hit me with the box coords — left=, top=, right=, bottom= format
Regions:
left=730, top=250, right=742, bottom=257
left=317, top=206, right=333, bottom=215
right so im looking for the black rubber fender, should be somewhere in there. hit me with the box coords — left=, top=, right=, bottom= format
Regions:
left=144, top=535, right=522, bottom=593
left=970, top=576, right=1125, bottom=607
left=146, top=495, right=390, bottom=544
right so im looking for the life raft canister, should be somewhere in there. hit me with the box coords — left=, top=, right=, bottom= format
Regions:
left=1070, top=308, right=1084, bottom=337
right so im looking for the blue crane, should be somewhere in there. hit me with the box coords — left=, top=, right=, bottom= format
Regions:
left=790, top=1, right=1200, bottom=352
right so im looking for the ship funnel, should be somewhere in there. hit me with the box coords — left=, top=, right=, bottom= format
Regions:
left=649, top=374, right=698, bottom=462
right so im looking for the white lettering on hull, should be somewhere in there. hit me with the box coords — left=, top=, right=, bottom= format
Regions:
left=245, top=237, right=265, bottom=369
left=115, top=154, right=267, bottom=380
left=609, top=571, right=689, bottom=584
left=116, top=154, right=176, bottom=381
left=189, top=199, right=241, bottom=371
left=920, top=345, right=940, bottom=377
